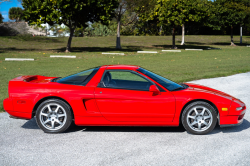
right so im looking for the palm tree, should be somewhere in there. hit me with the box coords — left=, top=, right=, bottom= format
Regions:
left=9, top=7, right=23, bottom=22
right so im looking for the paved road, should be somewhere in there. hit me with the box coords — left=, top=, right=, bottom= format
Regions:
left=1, top=72, right=250, bottom=166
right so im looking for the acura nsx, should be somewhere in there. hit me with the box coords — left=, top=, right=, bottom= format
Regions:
left=3, top=65, right=246, bottom=134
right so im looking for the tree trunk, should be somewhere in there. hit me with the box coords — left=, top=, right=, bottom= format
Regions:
left=230, top=26, right=236, bottom=46
left=160, top=25, right=162, bottom=36
left=116, top=15, right=122, bottom=49
left=240, top=26, right=242, bottom=44
left=181, top=24, right=185, bottom=45
left=172, top=26, right=177, bottom=49
left=66, top=27, right=75, bottom=52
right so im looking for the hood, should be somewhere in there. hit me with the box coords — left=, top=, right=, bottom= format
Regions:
left=185, top=83, right=236, bottom=100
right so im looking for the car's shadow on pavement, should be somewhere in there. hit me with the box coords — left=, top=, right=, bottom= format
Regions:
left=22, top=118, right=250, bottom=134
left=76, top=126, right=186, bottom=133
left=21, top=118, right=40, bottom=129
left=21, top=118, right=186, bottom=133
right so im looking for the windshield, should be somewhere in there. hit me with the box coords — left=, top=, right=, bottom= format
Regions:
left=57, top=67, right=100, bottom=85
left=137, top=68, right=184, bottom=91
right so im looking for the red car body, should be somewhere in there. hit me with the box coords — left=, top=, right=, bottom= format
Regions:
left=3, top=65, right=246, bottom=127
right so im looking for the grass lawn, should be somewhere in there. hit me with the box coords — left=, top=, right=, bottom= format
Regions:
left=0, top=35, right=250, bottom=112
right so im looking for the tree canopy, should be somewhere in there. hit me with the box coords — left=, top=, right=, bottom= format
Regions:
left=143, top=0, right=211, bottom=48
left=209, top=0, right=248, bottom=45
left=22, top=0, right=118, bottom=52
left=8, top=7, right=23, bottom=22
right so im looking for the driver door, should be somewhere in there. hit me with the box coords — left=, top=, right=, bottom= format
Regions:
left=94, top=70, right=176, bottom=122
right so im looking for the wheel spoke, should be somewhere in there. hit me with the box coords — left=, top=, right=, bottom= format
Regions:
left=203, top=121, right=209, bottom=126
left=47, top=105, right=52, bottom=113
left=56, top=119, right=62, bottom=125
left=188, top=115, right=196, bottom=119
left=191, top=121, right=197, bottom=126
left=194, top=108, right=198, bottom=115
left=58, top=114, right=66, bottom=118
left=51, top=121, right=55, bottom=129
left=198, top=123, right=201, bottom=130
left=41, top=113, right=49, bottom=117
left=201, top=108, right=206, bottom=116
left=55, top=106, right=60, bottom=113
left=44, top=119, right=50, bottom=124
left=204, top=115, right=211, bottom=120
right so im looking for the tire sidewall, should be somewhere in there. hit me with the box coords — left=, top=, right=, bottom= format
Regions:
left=35, top=99, right=72, bottom=133
left=182, top=101, right=217, bottom=135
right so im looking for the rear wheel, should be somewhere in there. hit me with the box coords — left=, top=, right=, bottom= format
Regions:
left=36, top=99, right=73, bottom=133
left=182, top=101, right=217, bottom=135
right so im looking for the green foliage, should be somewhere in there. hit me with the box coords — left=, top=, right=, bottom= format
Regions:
left=75, top=22, right=116, bottom=37
left=0, top=13, right=3, bottom=23
left=22, top=0, right=119, bottom=51
left=139, top=0, right=211, bottom=47
left=151, top=0, right=211, bottom=27
left=209, top=0, right=248, bottom=30
left=91, top=22, right=116, bottom=36
left=22, top=0, right=118, bottom=27
left=8, top=7, right=23, bottom=22
left=120, top=11, right=138, bottom=35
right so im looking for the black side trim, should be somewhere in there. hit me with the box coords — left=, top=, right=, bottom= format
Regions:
left=82, top=100, right=87, bottom=110
left=220, top=120, right=243, bottom=128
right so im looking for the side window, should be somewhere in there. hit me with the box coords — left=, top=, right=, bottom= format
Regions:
left=102, top=70, right=153, bottom=91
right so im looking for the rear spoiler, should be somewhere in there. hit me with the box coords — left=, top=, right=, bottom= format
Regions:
left=10, top=75, right=57, bottom=83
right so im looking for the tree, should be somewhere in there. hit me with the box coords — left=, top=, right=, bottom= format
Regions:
left=8, top=7, right=23, bottom=22
left=149, top=0, right=210, bottom=49
left=209, top=0, right=248, bottom=46
left=22, top=0, right=118, bottom=52
left=0, top=13, right=3, bottom=23
left=115, top=1, right=137, bottom=49
left=115, top=0, right=155, bottom=49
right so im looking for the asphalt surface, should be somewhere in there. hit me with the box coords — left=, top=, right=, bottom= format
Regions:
left=1, top=72, right=250, bottom=166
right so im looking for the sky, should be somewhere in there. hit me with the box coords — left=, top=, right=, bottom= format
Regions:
left=0, top=0, right=23, bottom=22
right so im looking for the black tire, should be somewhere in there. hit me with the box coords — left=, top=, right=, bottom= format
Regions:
left=35, top=99, right=73, bottom=133
left=182, top=101, right=217, bottom=135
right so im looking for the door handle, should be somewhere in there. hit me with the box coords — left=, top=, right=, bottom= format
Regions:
left=100, top=91, right=102, bottom=94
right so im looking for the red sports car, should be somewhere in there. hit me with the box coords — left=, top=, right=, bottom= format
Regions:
left=3, top=65, right=246, bottom=134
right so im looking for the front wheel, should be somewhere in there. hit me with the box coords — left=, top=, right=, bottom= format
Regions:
left=182, top=101, right=217, bottom=135
left=36, top=99, right=73, bottom=133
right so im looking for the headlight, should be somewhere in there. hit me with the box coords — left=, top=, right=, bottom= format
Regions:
left=236, top=107, right=243, bottom=111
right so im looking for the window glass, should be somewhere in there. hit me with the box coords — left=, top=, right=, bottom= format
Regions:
left=57, top=67, right=99, bottom=85
left=102, top=70, right=152, bottom=91
left=137, top=68, right=184, bottom=91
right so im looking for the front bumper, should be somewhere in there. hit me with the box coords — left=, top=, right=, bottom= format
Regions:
left=220, top=109, right=246, bottom=127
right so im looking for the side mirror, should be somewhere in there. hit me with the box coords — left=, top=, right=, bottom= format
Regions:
left=149, top=85, right=160, bottom=95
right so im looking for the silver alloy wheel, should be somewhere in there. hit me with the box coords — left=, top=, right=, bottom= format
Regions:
left=186, top=106, right=213, bottom=132
left=39, top=103, right=67, bottom=131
